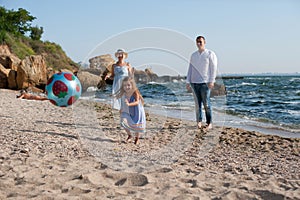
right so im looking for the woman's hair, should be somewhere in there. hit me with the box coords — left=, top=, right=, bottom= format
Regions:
left=20, top=89, right=27, bottom=94
left=115, top=76, right=144, bottom=104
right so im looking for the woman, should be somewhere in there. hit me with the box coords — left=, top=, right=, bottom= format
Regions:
left=16, top=90, right=48, bottom=101
left=105, top=49, right=134, bottom=110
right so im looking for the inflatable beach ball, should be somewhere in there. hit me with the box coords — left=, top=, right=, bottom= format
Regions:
left=46, top=72, right=82, bottom=107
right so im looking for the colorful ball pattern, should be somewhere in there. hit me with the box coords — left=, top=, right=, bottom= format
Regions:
left=45, top=72, right=82, bottom=107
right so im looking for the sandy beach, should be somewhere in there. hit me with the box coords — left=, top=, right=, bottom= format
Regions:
left=0, top=88, right=299, bottom=200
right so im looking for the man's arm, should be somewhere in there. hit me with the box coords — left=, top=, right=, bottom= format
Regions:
left=208, top=51, right=218, bottom=88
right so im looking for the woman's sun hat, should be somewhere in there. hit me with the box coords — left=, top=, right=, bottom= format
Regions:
left=115, top=49, right=128, bottom=59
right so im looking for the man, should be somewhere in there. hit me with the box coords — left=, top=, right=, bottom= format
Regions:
left=186, top=36, right=217, bottom=130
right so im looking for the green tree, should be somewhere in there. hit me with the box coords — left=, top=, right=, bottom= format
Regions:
left=0, top=7, right=8, bottom=42
left=0, top=6, right=37, bottom=38
left=30, top=26, right=43, bottom=40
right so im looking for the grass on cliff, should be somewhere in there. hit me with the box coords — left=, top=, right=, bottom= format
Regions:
left=4, top=32, right=79, bottom=71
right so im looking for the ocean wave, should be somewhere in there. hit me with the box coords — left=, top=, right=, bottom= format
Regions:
left=145, top=101, right=193, bottom=111
left=241, top=82, right=257, bottom=86
left=290, top=77, right=300, bottom=82
left=283, top=100, right=300, bottom=104
left=86, top=86, right=98, bottom=92
left=79, top=96, right=95, bottom=100
left=147, top=81, right=168, bottom=85
left=246, top=77, right=272, bottom=80
left=163, top=105, right=193, bottom=111
left=286, top=109, right=300, bottom=116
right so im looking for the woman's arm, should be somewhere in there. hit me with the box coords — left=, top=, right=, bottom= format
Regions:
left=105, top=64, right=115, bottom=80
left=127, top=63, right=135, bottom=77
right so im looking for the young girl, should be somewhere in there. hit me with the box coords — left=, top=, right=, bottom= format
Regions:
left=115, top=76, right=146, bottom=144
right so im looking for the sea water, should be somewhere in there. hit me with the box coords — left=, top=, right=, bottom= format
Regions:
left=82, top=75, right=300, bottom=138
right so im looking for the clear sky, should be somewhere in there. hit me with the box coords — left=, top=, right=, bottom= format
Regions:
left=1, top=0, right=300, bottom=75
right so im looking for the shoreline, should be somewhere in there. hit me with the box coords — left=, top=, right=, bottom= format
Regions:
left=84, top=84, right=300, bottom=139
left=146, top=106, right=300, bottom=139
left=0, top=89, right=299, bottom=199
left=80, top=90, right=299, bottom=140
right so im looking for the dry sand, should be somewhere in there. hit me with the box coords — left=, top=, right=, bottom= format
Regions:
left=0, top=89, right=299, bottom=200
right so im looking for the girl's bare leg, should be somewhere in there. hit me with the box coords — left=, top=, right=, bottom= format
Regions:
left=134, top=132, right=140, bottom=145
left=125, top=129, right=132, bottom=143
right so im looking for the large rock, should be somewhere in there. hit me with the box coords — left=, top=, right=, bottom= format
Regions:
left=0, top=45, right=11, bottom=55
left=82, top=68, right=102, bottom=76
left=89, top=54, right=114, bottom=72
left=0, top=64, right=9, bottom=88
left=77, top=70, right=101, bottom=92
left=0, top=45, right=21, bottom=89
left=145, top=68, right=158, bottom=81
left=0, top=54, right=21, bottom=71
left=8, top=69, right=18, bottom=89
left=134, top=69, right=150, bottom=83
left=16, top=55, right=47, bottom=89
left=0, top=45, right=47, bottom=90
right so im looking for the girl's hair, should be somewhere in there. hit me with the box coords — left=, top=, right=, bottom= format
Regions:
left=115, top=76, right=144, bottom=104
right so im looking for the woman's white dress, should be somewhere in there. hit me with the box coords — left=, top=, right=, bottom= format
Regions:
left=112, top=65, right=129, bottom=110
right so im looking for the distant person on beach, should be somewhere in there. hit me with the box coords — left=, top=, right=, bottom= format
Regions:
left=115, top=76, right=146, bottom=145
left=105, top=49, right=134, bottom=110
left=186, top=36, right=218, bottom=130
left=16, top=90, right=48, bottom=101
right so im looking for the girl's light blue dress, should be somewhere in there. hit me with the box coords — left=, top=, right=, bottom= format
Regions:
left=120, top=95, right=146, bottom=133
left=112, top=65, right=129, bottom=110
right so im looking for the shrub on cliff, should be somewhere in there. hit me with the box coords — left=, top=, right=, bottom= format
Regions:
left=0, top=6, right=78, bottom=71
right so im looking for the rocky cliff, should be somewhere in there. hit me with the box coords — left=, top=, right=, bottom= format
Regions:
left=0, top=45, right=100, bottom=92
left=0, top=45, right=48, bottom=91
